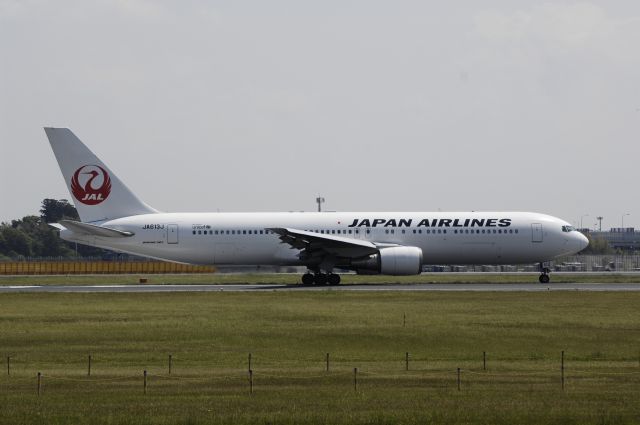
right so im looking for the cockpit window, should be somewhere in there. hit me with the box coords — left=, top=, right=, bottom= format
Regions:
left=561, top=225, right=576, bottom=232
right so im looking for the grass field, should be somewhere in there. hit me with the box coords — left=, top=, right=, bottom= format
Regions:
left=2, top=272, right=640, bottom=285
left=1, top=291, right=640, bottom=424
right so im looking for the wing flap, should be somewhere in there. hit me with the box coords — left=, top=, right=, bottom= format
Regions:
left=269, top=228, right=379, bottom=258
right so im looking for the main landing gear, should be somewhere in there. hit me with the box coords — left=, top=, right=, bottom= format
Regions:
left=302, top=272, right=341, bottom=285
left=538, top=263, right=551, bottom=283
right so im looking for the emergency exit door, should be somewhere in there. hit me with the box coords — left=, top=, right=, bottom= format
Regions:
left=167, top=224, right=179, bottom=244
left=531, top=223, right=543, bottom=243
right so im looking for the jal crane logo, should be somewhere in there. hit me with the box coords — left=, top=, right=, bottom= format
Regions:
left=70, top=165, right=112, bottom=205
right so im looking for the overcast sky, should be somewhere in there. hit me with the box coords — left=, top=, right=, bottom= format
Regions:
left=1, top=1, right=638, bottom=230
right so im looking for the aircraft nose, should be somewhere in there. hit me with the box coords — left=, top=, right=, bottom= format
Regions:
left=576, top=232, right=589, bottom=251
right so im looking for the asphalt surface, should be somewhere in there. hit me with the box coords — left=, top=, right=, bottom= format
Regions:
left=1, top=283, right=640, bottom=292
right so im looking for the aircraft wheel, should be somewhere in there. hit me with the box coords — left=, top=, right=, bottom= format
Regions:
left=539, top=274, right=550, bottom=284
left=328, top=274, right=341, bottom=285
left=302, top=273, right=315, bottom=285
left=314, top=273, right=328, bottom=285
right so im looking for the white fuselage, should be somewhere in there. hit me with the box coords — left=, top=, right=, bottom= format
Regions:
left=60, top=211, right=587, bottom=267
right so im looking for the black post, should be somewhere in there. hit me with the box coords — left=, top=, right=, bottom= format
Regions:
left=561, top=351, right=565, bottom=390
left=88, top=354, right=91, bottom=376
left=169, top=354, right=172, bottom=375
left=457, top=368, right=461, bottom=391
left=249, top=369, right=253, bottom=394
left=144, top=370, right=147, bottom=394
left=354, top=367, right=358, bottom=391
left=406, top=352, right=409, bottom=371
left=248, top=353, right=252, bottom=372
left=483, top=351, right=486, bottom=371
left=37, top=372, right=41, bottom=396
left=326, top=353, right=329, bottom=372
left=403, top=313, right=406, bottom=327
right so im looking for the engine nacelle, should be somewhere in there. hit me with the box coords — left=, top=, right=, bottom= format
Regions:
left=352, top=246, right=423, bottom=275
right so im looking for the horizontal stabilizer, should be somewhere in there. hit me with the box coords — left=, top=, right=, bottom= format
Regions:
left=54, top=220, right=135, bottom=238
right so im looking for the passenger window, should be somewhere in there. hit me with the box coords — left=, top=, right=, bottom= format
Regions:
left=515, top=229, right=518, bottom=234
left=348, top=230, right=352, bottom=234
left=418, top=229, right=422, bottom=234
left=366, top=229, right=370, bottom=234
left=192, top=230, right=196, bottom=235
left=391, top=229, right=395, bottom=234
left=385, top=229, right=389, bottom=234
left=355, top=230, right=359, bottom=234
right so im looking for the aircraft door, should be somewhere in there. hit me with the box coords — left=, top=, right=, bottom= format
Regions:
left=167, top=224, right=179, bottom=244
left=531, top=223, right=543, bottom=243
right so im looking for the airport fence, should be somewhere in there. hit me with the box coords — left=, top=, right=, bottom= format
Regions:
left=2, top=255, right=640, bottom=276
left=428, top=255, right=640, bottom=272
left=553, top=254, right=640, bottom=272
left=3, top=350, right=640, bottom=396
left=0, top=261, right=215, bottom=275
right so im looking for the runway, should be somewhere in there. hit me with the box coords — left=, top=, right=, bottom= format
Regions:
left=1, top=283, right=640, bottom=292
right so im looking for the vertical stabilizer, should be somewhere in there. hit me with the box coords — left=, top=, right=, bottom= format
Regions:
left=44, top=127, right=158, bottom=223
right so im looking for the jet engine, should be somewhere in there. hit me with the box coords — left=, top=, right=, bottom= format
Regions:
left=352, top=246, right=423, bottom=275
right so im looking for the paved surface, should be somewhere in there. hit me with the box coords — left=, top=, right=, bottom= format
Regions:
left=1, top=283, right=640, bottom=292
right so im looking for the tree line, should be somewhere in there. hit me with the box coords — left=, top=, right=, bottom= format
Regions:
left=0, top=199, right=108, bottom=260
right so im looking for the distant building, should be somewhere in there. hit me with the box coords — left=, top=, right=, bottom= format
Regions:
left=580, top=228, right=640, bottom=251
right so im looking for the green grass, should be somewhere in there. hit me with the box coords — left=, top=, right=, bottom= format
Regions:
left=1, top=291, right=640, bottom=424
left=2, top=272, right=640, bottom=285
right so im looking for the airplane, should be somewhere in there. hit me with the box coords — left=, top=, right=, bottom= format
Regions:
left=45, top=127, right=589, bottom=285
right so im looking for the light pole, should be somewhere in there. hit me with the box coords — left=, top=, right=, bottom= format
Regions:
left=580, top=214, right=589, bottom=229
left=316, top=196, right=325, bottom=212
left=596, top=216, right=603, bottom=232
left=622, top=213, right=630, bottom=229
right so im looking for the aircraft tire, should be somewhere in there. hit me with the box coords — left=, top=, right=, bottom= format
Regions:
left=314, top=273, right=328, bottom=285
left=539, top=274, right=550, bottom=284
left=302, top=273, right=315, bottom=285
left=328, top=274, right=341, bottom=285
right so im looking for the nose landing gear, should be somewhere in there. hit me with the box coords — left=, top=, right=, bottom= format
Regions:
left=538, top=263, right=551, bottom=283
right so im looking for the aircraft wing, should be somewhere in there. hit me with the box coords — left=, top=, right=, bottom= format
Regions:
left=52, top=220, right=135, bottom=238
left=269, top=227, right=379, bottom=259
